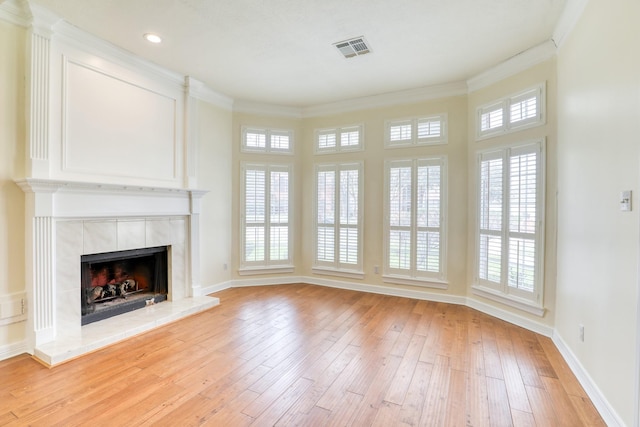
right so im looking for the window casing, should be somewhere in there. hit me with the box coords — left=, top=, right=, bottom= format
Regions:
left=476, top=84, right=545, bottom=140
left=314, top=162, right=363, bottom=276
left=385, top=115, right=447, bottom=148
left=315, top=125, right=364, bottom=154
left=384, top=157, right=447, bottom=286
left=241, top=126, right=294, bottom=154
left=240, top=163, right=293, bottom=272
left=474, top=140, right=545, bottom=310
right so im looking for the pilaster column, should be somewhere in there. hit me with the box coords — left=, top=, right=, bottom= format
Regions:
left=25, top=5, right=59, bottom=178
left=16, top=179, right=65, bottom=347
left=184, top=76, right=203, bottom=189
left=188, top=190, right=208, bottom=297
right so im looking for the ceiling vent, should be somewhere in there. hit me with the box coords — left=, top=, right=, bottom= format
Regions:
left=334, top=37, right=371, bottom=59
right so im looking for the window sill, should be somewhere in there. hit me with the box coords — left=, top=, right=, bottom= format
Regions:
left=312, top=267, right=364, bottom=280
left=382, top=274, right=448, bottom=290
left=471, top=285, right=545, bottom=317
left=238, top=265, right=294, bottom=276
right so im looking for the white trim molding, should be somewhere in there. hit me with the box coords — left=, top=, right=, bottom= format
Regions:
left=0, top=340, right=30, bottom=361
left=552, top=0, right=591, bottom=51
left=303, top=81, right=468, bottom=118
left=467, top=41, right=556, bottom=93
left=0, top=0, right=32, bottom=27
left=471, top=285, right=546, bottom=317
left=552, top=331, right=625, bottom=427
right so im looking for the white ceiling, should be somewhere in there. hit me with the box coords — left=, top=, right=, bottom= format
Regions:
left=31, top=0, right=567, bottom=107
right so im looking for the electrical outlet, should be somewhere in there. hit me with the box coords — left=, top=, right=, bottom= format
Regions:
left=223, top=263, right=228, bottom=271
left=374, top=265, right=379, bottom=274
left=579, top=324, right=584, bottom=342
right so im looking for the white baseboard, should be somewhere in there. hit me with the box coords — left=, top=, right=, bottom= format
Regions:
left=466, top=297, right=554, bottom=337
left=0, top=340, right=30, bottom=361
left=303, top=275, right=466, bottom=305
left=198, top=280, right=233, bottom=296
left=552, top=331, right=625, bottom=427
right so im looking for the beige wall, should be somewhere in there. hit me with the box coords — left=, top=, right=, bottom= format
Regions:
left=0, top=20, right=27, bottom=348
left=556, top=0, right=640, bottom=424
left=466, top=59, right=558, bottom=327
left=198, top=101, right=234, bottom=287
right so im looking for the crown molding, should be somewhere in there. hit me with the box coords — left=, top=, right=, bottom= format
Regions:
left=467, top=40, right=557, bottom=92
left=552, top=0, right=590, bottom=50
left=0, top=0, right=30, bottom=27
left=233, top=100, right=302, bottom=118
left=186, top=76, right=234, bottom=111
left=233, top=81, right=468, bottom=119
left=301, top=81, right=468, bottom=118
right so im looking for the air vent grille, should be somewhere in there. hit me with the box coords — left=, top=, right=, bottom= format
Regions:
left=334, top=37, right=371, bottom=59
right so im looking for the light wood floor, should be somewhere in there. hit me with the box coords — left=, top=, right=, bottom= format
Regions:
left=0, top=284, right=605, bottom=426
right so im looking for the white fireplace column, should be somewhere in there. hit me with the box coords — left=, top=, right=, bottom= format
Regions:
left=19, top=181, right=65, bottom=349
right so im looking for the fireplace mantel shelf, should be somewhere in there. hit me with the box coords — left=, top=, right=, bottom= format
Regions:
left=15, top=178, right=208, bottom=198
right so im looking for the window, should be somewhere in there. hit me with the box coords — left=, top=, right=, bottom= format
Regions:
left=384, top=157, right=447, bottom=287
left=385, top=115, right=447, bottom=148
left=241, top=126, right=294, bottom=154
left=314, top=162, right=363, bottom=276
left=240, top=163, right=293, bottom=273
left=315, top=125, right=363, bottom=154
left=476, top=84, right=545, bottom=140
left=474, top=140, right=544, bottom=312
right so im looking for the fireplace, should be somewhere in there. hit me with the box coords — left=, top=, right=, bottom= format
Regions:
left=81, top=246, right=169, bottom=325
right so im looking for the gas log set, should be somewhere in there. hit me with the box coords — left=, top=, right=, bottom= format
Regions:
left=87, top=278, right=141, bottom=304
left=81, top=246, right=168, bottom=325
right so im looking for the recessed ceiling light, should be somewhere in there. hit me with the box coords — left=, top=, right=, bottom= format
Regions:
left=144, top=33, right=162, bottom=44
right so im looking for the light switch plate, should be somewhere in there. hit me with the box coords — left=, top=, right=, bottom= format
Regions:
left=620, top=190, right=632, bottom=211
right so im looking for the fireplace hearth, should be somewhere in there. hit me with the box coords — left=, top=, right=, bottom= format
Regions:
left=81, top=246, right=169, bottom=325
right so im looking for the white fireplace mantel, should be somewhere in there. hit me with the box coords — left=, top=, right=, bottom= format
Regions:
left=17, top=178, right=217, bottom=365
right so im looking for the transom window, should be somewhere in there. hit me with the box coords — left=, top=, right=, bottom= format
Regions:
left=476, top=84, right=545, bottom=140
left=474, top=140, right=545, bottom=310
left=315, top=125, right=364, bottom=154
left=384, top=157, right=447, bottom=287
left=241, top=126, right=294, bottom=154
left=385, top=115, right=447, bottom=148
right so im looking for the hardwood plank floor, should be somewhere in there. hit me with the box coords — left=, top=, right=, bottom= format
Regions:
left=0, top=284, right=606, bottom=426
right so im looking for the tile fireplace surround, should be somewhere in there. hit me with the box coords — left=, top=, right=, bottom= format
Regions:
left=17, top=179, right=219, bottom=366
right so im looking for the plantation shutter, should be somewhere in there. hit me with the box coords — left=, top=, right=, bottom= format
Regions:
left=388, top=162, right=412, bottom=270
left=339, top=168, right=359, bottom=264
left=389, top=121, right=412, bottom=144
left=270, top=131, right=291, bottom=151
left=478, top=153, right=504, bottom=284
left=509, top=89, right=539, bottom=126
left=416, top=161, right=441, bottom=273
left=317, top=169, right=336, bottom=262
left=507, top=146, right=538, bottom=292
left=476, top=142, right=542, bottom=301
left=244, top=168, right=266, bottom=262
left=387, top=158, right=444, bottom=278
left=269, top=170, right=289, bottom=261
left=245, top=129, right=267, bottom=149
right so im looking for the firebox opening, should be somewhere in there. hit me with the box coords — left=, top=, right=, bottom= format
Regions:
left=81, top=246, right=168, bottom=325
